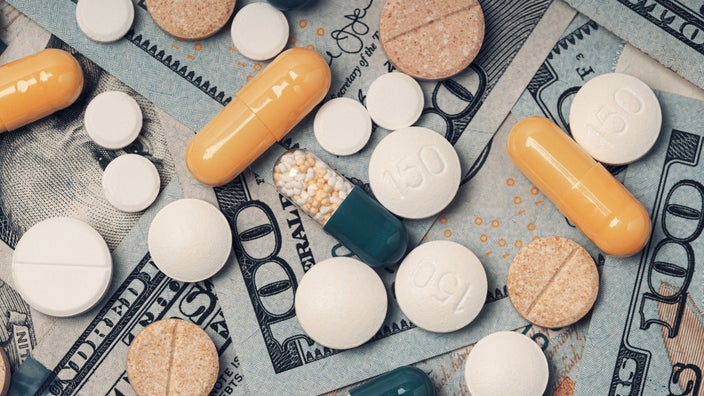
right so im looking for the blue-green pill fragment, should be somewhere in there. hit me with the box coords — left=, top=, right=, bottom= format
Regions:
left=349, top=366, right=435, bottom=396
left=266, top=0, right=313, bottom=10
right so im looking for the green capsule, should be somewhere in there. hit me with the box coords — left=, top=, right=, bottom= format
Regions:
left=349, top=366, right=435, bottom=396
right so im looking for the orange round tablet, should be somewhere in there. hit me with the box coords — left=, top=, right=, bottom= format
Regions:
left=146, top=0, right=236, bottom=40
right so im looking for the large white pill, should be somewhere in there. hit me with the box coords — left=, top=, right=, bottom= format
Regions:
left=464, top=331, right=549, bottom=396
left=368, top=126, right=461, bottom=219
left=85, top=91, right=143, bottom=150
left=295, top=257, right=387, bottom=350
left=395, top=241, right=487, bottom=333
left=231, top=3, right=289, bottom=61
left=569, top=73, right=662, bottom=165
left=102, top=154, right=161, bottom=212
left=148, top=199, right=232, bottom=282
left=12, top=218, right=112, bottom=317
left=76, top=0, right=134, bottom=43
left=366, top=72, right=424, bottom=130
left=314, top=98, right=372, bottom=156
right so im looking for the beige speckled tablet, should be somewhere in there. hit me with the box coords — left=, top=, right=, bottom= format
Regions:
left=127, top=319, right=219, bottom=396
left=146, top=0, right=236, bottom=40
left=507, top=236, right=599, bottom=328
left=0, top=348, right=9, bottom=396
left=379, top=0, right=484, bottom=80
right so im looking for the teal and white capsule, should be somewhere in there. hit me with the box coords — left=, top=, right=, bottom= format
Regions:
left=348, top=366, right=435, bottom=396
left=273, top=149, right=408, bottom=267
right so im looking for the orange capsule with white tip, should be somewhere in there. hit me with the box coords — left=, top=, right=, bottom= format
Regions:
left=507, top=116, right=651, bottom=257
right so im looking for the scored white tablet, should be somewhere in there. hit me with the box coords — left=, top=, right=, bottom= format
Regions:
left=76, top=0, right=135, bottom=43
left=85, top=91, right=143, bottom=150
left=231, top=3, right=289, bottom=61
left=103, top=154, right=161, bottom=212
left=314, top=98, right=372, bottom=156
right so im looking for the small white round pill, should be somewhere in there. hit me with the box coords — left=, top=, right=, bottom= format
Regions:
left=569, top=73, right=662, bottom=165
left=76, top=0, right=135, bottom=43
left=464, top=331, right=549, bottom=396
left=84, top=91, right=143, bottom=150
left=368, top=126, right=461, bottom=219
left=295, top=257, right=387, bottom=350
left=314, top=98, right=372, bottom=156
left=148, top=199, right=232, bottom=282
left=395, top=241, right=487, bottom=333
left=231, top=3, right=289, bottom=61
left=366, top=72, right=424, bottom=130
left=102, top=154, right=161, bottom=212
left=12, top=218, right=112, bottom=317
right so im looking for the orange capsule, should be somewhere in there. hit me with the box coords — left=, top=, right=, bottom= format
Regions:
left=0, top=49, right=84, bottom=132
left=507, top=116, right=651, bottom=257
left=186, top=47, right=331, bottom=186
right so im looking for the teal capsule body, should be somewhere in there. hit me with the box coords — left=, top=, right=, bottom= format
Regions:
left=266, top=0, right=313, bottom=10
left=349, top=366, right=435, bottom=396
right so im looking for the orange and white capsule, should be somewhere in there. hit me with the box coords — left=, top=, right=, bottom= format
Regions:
left=507, top=116, right=651, bottom=257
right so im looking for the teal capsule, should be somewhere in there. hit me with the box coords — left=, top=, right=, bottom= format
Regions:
left=266, top=0, right=313, bottom=10
left=349, top=366, right=435, bottom=396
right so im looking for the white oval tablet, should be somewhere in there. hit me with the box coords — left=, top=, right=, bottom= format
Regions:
left=464, top=331, right=549, bottom=396
left=368, top=126, right=461, bottom=219
left=395, top=241, right=487, bottom=333
left=366, top=72, right=424, bottom=130
left=569, top=73, right=662, bottom=165
left=85, top=91, right=143, bottom=150
left=314, top=98, right=372, bottom=156
left=12, top=218, right=112, bottom=317
left=76, top=0, right=134, bottom=43
left=102, top=154, right=161, bottom=212
left=231, top=3, right=289, bottom=61
left=148, top=199, right=232, bottom=282
left=295, top=257, right=387, bottom=350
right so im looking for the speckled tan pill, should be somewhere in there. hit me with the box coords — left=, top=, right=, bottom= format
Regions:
left=379, top=0, right=484, bottom=80
left=146, top=0, right=236, bottom=40
left=0, top=347, right=9, bottom=396
left=507, top=236, right=599, bottom=329
left=127, top=319, right=219, bottom=396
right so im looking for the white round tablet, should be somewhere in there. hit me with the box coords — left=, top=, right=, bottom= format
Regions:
left=569, top=73, right=662, bottom=165
left=366, top=72, right=424, bottom=131
left=84, top=91, right=143, bottom=150
left=76, top=0, right=134, bottom=43
left=395, top=241, right=487, bottom=333
left=314, top=98, right=372, bottom=156
left=368, top=126, right=461, bottom=219
left=12, top=218, right=112, bottom=317
left=231, top=3, right=289, bottom=61
left=295, top=257, right=387, bottom=350
left=102, top=154, right=161, bottom=212
left=148, top=199, right=232, bottom=282
left=464, top=331, right=549, bottom=396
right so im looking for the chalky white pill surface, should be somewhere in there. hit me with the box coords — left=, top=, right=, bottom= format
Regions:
left=102, top=154, right=161, bottom=212
left=148, top=199, right=232, bottom=282
left=464, top=331, right=549, bottom=396
left=369, top=126, right=461, bottom=219
left=12, top=218, right=112, bottom=317
left=295, top=257, right=387, bottom=350
left=366, top=72, right=424, bottom=130
left=231, top=3, right=289, bottom=61
left=395, top=241, right=487, bottom=333
left=84, top=91, right=143, bottom=150
left=314, top=98, right=372, bottom=156
left=569, top=73, right=661, bottom=165
left=76, top=0, right=134, bottom=43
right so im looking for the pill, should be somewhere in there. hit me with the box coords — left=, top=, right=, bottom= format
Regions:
left=231, top=3, right=289, bottom=61
left=507, top=236, right=598, bottom=328
left=148, top=199, right=232, bottom=282
left=294, top=257, right=387, bottom=349
left=365, top=72, right=424, bottom=131
left=127, top=319, right=218, bottom=396
left=379, top=0, right=484, bottom=80
left=507, top=117, right=651, bottom=257
left=11, top=217, right=112, bottom=317
left=369, top=126, right=461, bottom=219
left=0, top=348, right=9, bottom=396
left=76, top=0, right=134, bottom=43
left=186, top=48, right=331, bottom=186
left=274, top=150, right=407, bottom=267
left=102, top=154, right=161, bottom=213
left=146, top=0, right=235, bottom=40
left=349, top=366, right=435, bottom=396
left=464, top=331, right=548, bottom=396
left=0, top=49, right=83, bottom=132
left=569, top=73, right=662, bottom=165
left=84, top=91, right=143, bottom=149
left=395, top=241, right=487, bottom=333
left=314, top=98, right=372, bottom=156
left=266, top=0, right=312, bottom=10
